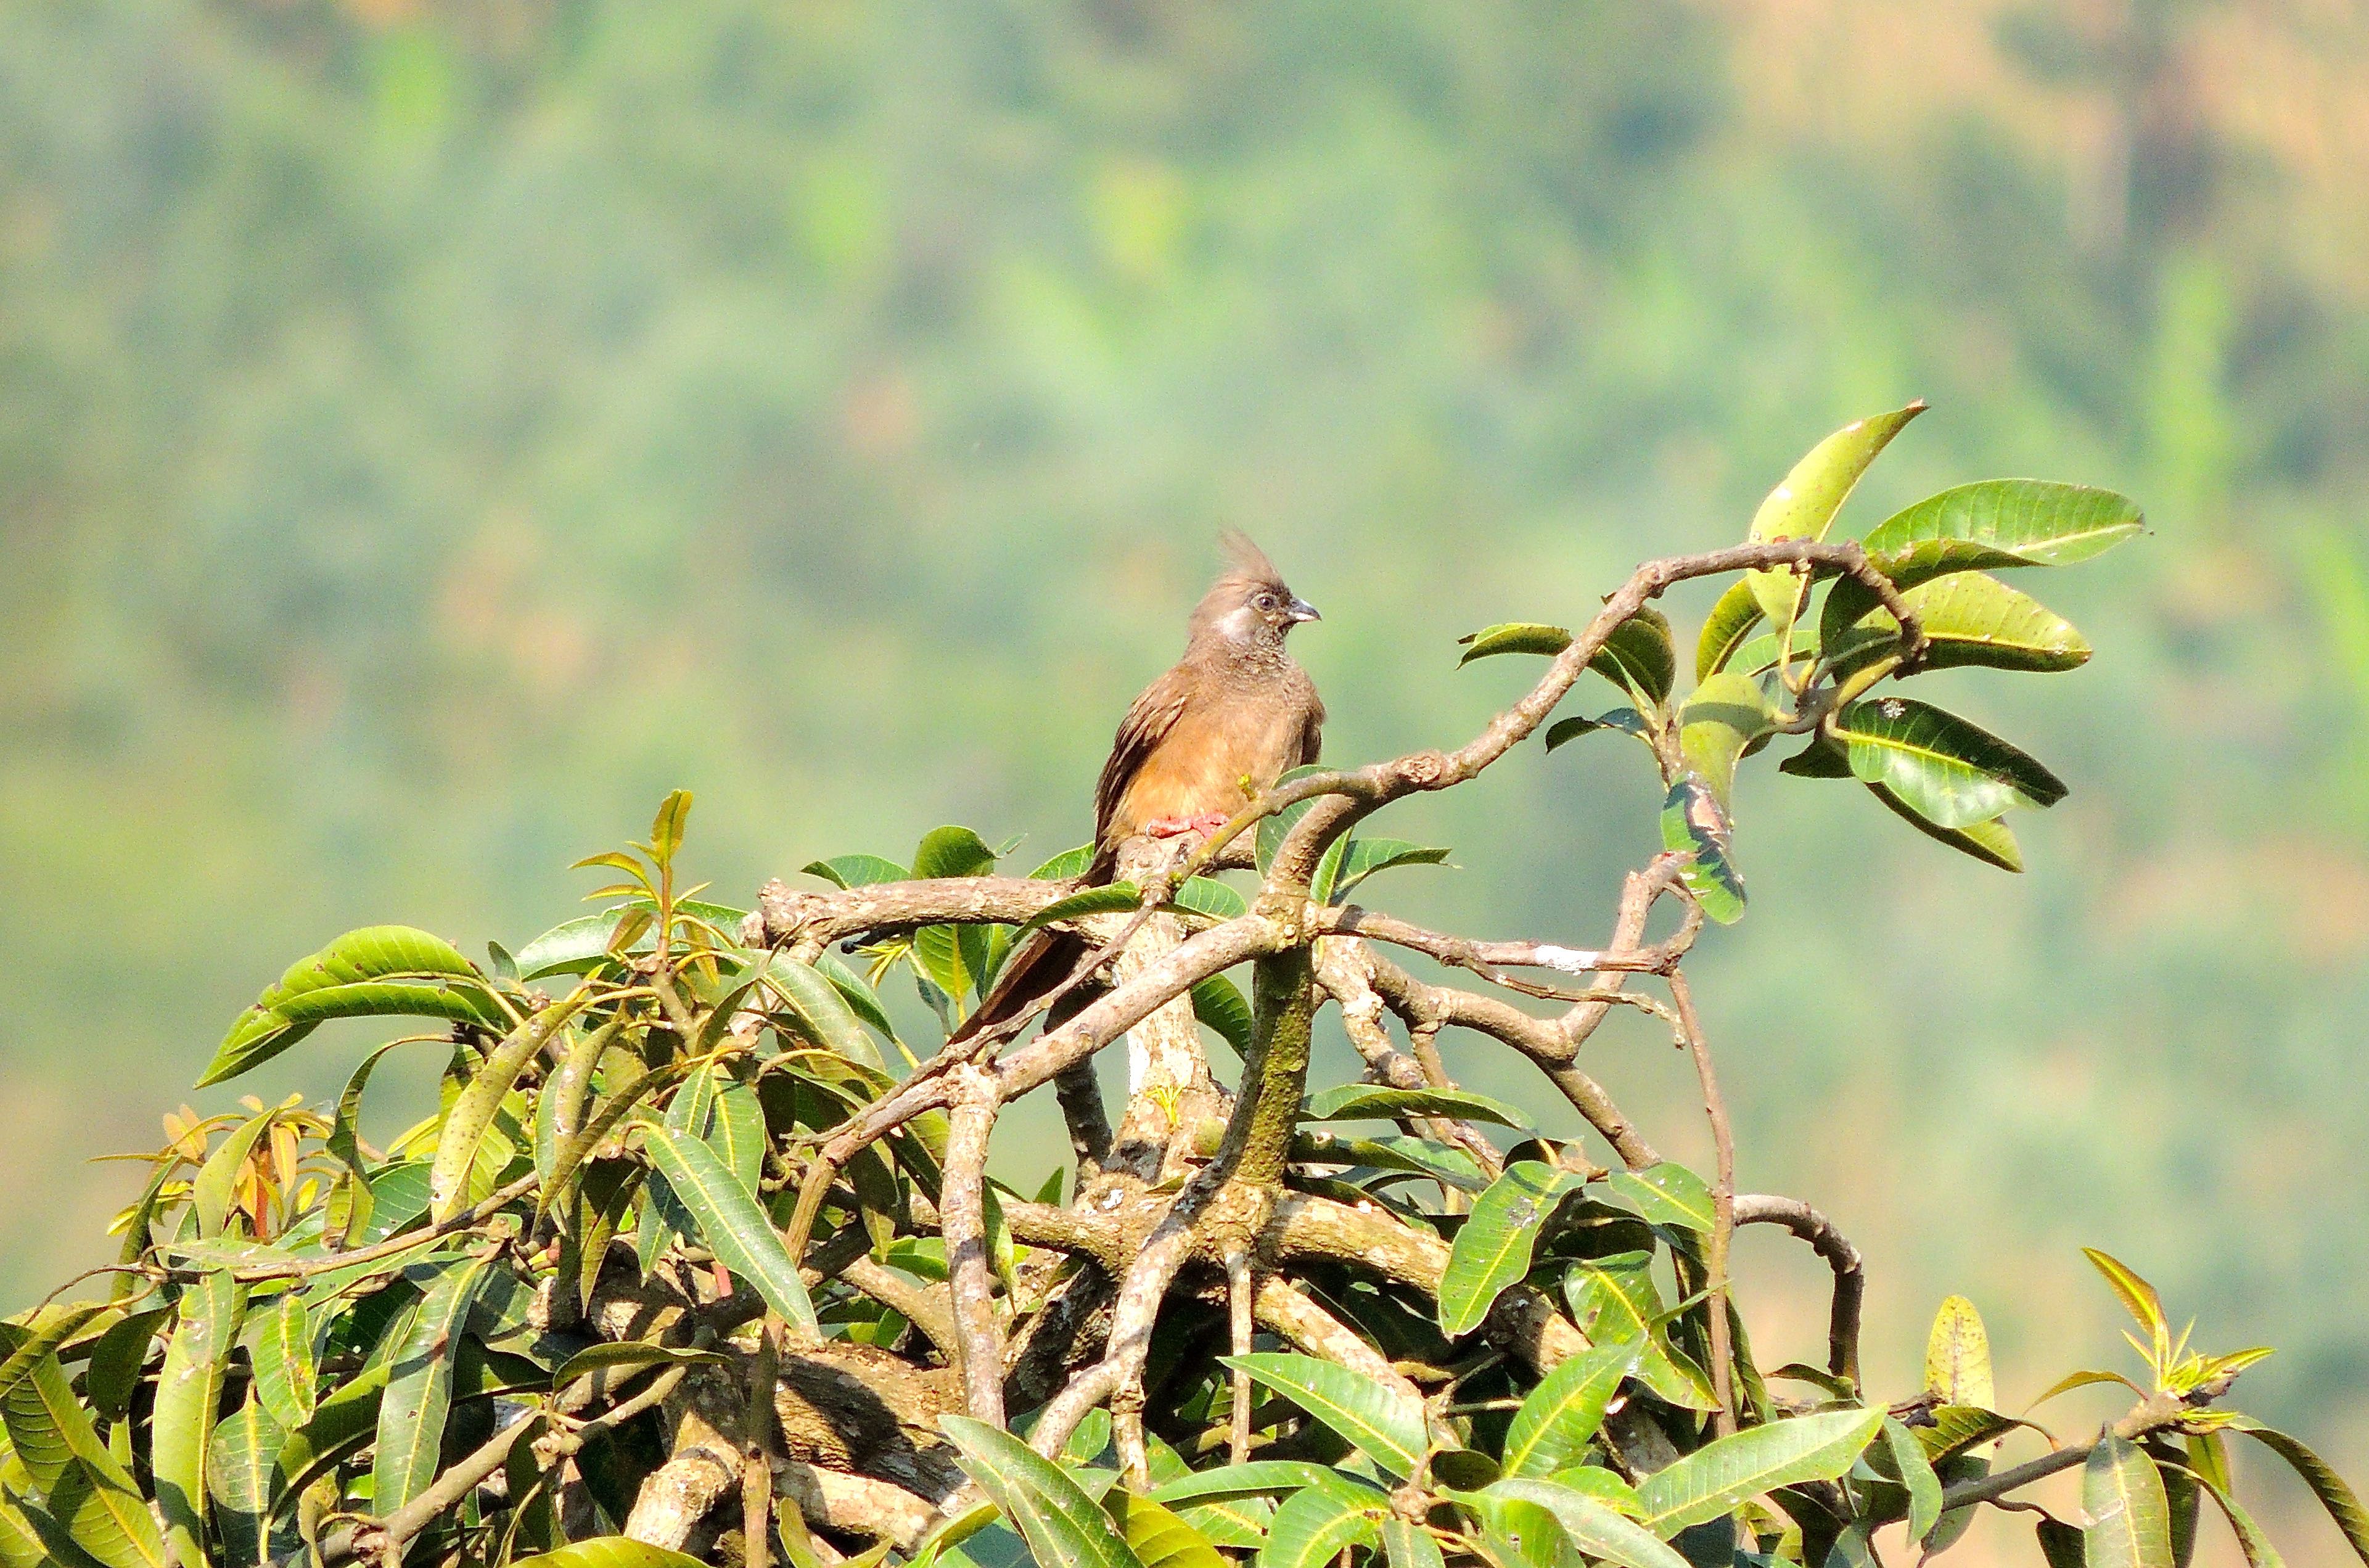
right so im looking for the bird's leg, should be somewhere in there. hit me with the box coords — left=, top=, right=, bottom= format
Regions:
left=1142, top=811, right=1231, bottom=839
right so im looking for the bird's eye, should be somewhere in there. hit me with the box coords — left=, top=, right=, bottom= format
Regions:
left=1255, top=593, right=1278, bottom=611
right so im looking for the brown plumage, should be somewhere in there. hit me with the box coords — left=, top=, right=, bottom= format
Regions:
left=951, top=534, right=1325, bottom=1044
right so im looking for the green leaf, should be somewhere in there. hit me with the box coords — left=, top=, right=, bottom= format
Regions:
left=802, top=854, right=911, bottom=890
left=1018, top=883, right=1147, bottom=938
left=1866, top=782, right=2024, bottom=871
left=1545, top=708, right=1654, bottom=752
left=432, top=997, right=581, bottom=1223
left=2040, top=1518, right=2091, bottom=1568
left=1301, top=1083, right=1529, bottom=1130
left=1256, top=764, right=1331, bottom=875
left=1503, top=1344, right=1638, bottom=1477
left=199, top=926, right=488, bottom=1087
left=912, top=826, right=998, bottom=881
left=153, top=1269, right=244, bottom=1568
left=1458, top=623, right=1572, bottom=664
left=44, top=1458, right=170, bottom=1568
left=1150, top=1463, right=1341, bottom=1507
left=1676, top=674, right=1775, bottom=807
left=1258, top=1474, right=1387, bottom=1568
left=1860, top=480, right=2144, bottom=574
left=1591, top=609, right=1677, bottom=705
left=2082, top=1250, right=2170, bottom=1344
left=1916, top=1405, right=2029, bottom=1463
left=0, top=1305, right=112, bottom=1410
left=639, top=1127, right=819, bottom=1336
left=1193, top=977, right=1256, bottom=1059
left=705, top=1067, right=766, bottom=1199
left=1697, top=580, right=1766, bottom=681
left=1291, top=1130, right=1488, bottom=1193
left=2182, top=1451, right=2288, bottom=1568
left=2084, top=1434, right=2174, bottom=1568
left=1382, top=1513, right=1447, bottom=1568
left=1746, top=403, right=1926, bottom=626
left=940, top=1416, right=1145, bottom=1568
left=1826, top=572, right=2092, bottom=674
left=2226, top=1419, right=2369, bottom=1566
left=248, top=1294, right=316, bottom=1430
left=1478, top=1478, right=1688, bottom=1568
left=372, top=1252, right=495, bottom=1515
left=1635, top=1407, right=1884, bottom=1535
left=1173, top=877, right=1249, bottom=921
left=550, top=1342, right=729, bottom=1390
left=1661, top=778, right=1745, bottom=924
left=1326, top=838, right=1455, bottom=903
left=191, top=1110, right=277, bottom=1239
left=514, top=912, right=625, bottom=980
left=1562, top=1254, right=1716, bottom=1413
left=1882, top=1417, right=1944, bottom=1546
left=648, top=790, right=692, bottom=864
left=509, top=1543, right=712, bottom=1568
left=1924, top=1295, right=1995, bottom=1410
left=208, top=1395, right=286, bottom=1568
left=1107, top=1490, right=1228, bottom=1568
left=758, top=953, right=885, bottom=1071
left=1829, top=698, right=2065, bottom=829
left=1603, top=1163, right=1715, bottom=1234
left=1222, top=1353, right=1429, bottom=1479
left=1439, top=1162, right=1588, bottom=1337
left=1032, top=844, right=1097, bottom=880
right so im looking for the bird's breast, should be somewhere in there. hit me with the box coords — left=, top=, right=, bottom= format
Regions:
left=1108, top=695, right=1308, bottom=844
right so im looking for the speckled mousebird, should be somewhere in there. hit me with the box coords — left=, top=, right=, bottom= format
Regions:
left=950, top=533, right=1324, bottom=1044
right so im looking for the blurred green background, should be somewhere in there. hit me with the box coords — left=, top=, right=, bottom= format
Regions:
left=4, top=0, right=2368, bottom=1558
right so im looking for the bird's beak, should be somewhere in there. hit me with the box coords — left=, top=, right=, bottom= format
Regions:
left=1286, top=598, right=1321, bottom=624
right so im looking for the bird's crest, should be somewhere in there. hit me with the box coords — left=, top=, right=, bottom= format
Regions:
left=1189, top=532, right=1291, bottom=640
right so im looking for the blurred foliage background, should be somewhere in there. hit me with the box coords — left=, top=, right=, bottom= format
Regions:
left=3, top=0, right=2367, bottom=1559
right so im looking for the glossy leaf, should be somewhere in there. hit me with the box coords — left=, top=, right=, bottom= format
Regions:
left=1593, top=609, right=1678, bottom=704
left=1326, top=838, right=1454, bottom=903
left=0, top=1305, right=112, bottom=1410
left=199, top=926, right=489, bottom=1087
left=1149, top=1462, right=1339, bottom=1507
left=1545, top=707, right=1653, bottom=752
left=1882, top=1417, right=1944, bottom=1546
left=1479, top=1477, right=1688, bottom=1568
left=758, top=953, right=885, bottom=1071
left=152, top=1268, right=243, bottom=1568
left=1866, top=781, right=2024, bottom=871
left=1916, top=1404, right=2029, bottom=1463
left=1255, top=763, right=1331, bottom=875
left=2183, top=1454, right=2288, bottom=1568
left=1924, top=1295, right=1995, bottom=1409
left=2082, top=1250, right=2170, bottom=1342
left=1563, top=1254, right=1718, bottom=1412
left=551, top=1343, right=729, bottom=1390
left=1697, top=579, right=1766, bottom=680
left=1381, top=1514, right=1446, bottom=1568
left=1661, top=777, right=1745, bottom=924
left=208, top=1396, right=285, bottom=1568
left=1222, top=1352, right=1429, bottom=1478
left=2227, top=1419, right=2369, bottom=1565
left=1258, top=1474, right=1387, bottom=1568
left=1828, top=571, right=2091, bottom=673
left=1860, top=480, right=2144, bottom=574
left=801, top=854, right=910, bottom=890
left=1635, top=1407, right=1884, bottom=1534
left=432, top=997, right=579, bottom=1223
left=705, top=1066, right=766, bottom=1199
left=1603, top=1162, right=1715, bottom=1234
left=1030, top=844, right=1096, bottom=880
left=1458, top=623, right=1572, bottom=664
left=45, top=1457, right=169, bottom=1568
left=1173, top=877, right=1249, bottom=921
left=1439, top=1162, right=1587, bottom=1337
left=509, top=1543, right=711, bottom=1568
left=248, top=1293, right=316, bottom=1430
left=1107, top=1490, right=1227, bottom=1568
left=1301, top=1083, right=1529, bottom=1130
left=911, top=826, right=998, bottom=881
left=639, top=1126, right=819, bottom=1335
left=1677, top=673, right=1773, bottom=807
left=1193, top=976, right=1256, bottom=1058
left=940, top=1416, right=1143, bottom=1568
left=1503, top=1344, right=1637, bottom=1477
left=2083, top=1434, right=2173, bottom=1568
left=1830, top=698, right=2065, bottom=829
left=1745, top=403, right=1925, bottom=625
left=1018, top=882, right=1146, bottom=937
left=371, top=1252, right=494, bottom=1515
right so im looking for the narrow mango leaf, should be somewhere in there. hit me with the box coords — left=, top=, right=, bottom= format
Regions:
left=1545, top=708, right=1653, bottom=753
left=2039, top=1518, right=2090, bottom=1568
left=802, top=854, right=911, bottom=890
left=208, top=1397, right=285, bottom=1568
left=911, top=826, right=998, bottom=881
left=1107, top=1490, right=1227, bottom=1568
left=200, top=926, right=490, bottom=1087
left=1547, top=1466, right=1643, bottom=1516
left=2084, top=1434, right=2174, bottom=1568
left=1860, top=480, right=2144, bottom=574
left=639, top=1127, right=818, bottom=1335
left=1458, top=623, right=1572, bottom=664
left=1221, top=1353, right=1429, bottom=1478
left=705, top=1067, right=766, bottom=1199
left=1603, top=1163, right=1715, bottom=1234
left=371, top=1252, right=495, bottom=1516
left=1661, top=777, right=1745, bottom=924
left=1826, top=572, right=2091, bottom=673
left=1255, top=764, right=1331, bottom=875
left=647, top=789, right=692, bottom=864
left=551, top=1343, right=728, bottom=1390
left=1301, top=1084, right=1529, bottom=1130
left=1503, top=1344, right=1638, bottom=1477
left=248, top=1294, right=316, bottom=1430
left=1, top=1336, right=110, bottom=1491
left=1326, top=839, right=1454, bottom=904
left=1291, top=1130, right=1487, bottom=1193
left=1381, top=1514, right=1447, bottom=1568
left=44, top=1458, right=168, bottom=1568
left=1150, top=1463, right=1340, bottom=1507
left=432, top=996, right=583, bottom=1223
left=1563, top=1254, right=1718, bottom=1412
left=1177, top=1498, right=1276, bottom=1550
left=268, top=1356, right=390, bottom=1511
left=2082, top=1250, right=2171, bottom=1343
left=1676, top=674, right=1774, bottom=808
left=1258, top=1474, right=1387, bottom=1568
left=1745, top=403, right=1926, bottom=626
left=1696, top=579, right=1765, bottom=681
left=0, top=1305, right=113, bottom=1408
left=1830, top=698, right=2066, bottom=829
left=1193, top=977, right=1256, bottom=1059
left=1916, top=1405, right=2032, bottom=1463
left=509, top=1543, right=710, bottom=1568
left=154, top=1269, right=244, bottom=1568
left=1439, top=1163, right=1587, bottom=1337
left=1635, top=1407, right=1884, bottom=1535
left=1866, top=782, right=2024, bottom=872
left=191, top=1110, right=277, bottom=1239
left=1924, top=1295, right=1996, bottom=1410
left=1018, top=883, right=1146, bottom=938
left=1882, top=1418, right=1944, bottom=1546
left=2183, top=1456, right=2288, bottom=1568
left=939, top=1416, right=1144, bottom=1568
left=2226, top=1419, right=2369, bottom=1566
left=760, top=953, right=886, bottom=1070
left=1591, top=609, right=1678, bottom=705
left=1479, top=1478, right=1688, bottom=1568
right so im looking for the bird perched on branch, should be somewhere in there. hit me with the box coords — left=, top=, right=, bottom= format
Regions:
left=951, top=533, right=1324, bottom=1045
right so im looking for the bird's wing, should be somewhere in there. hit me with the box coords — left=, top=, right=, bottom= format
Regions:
left=1094, top=663, right=1195, bottom=847
left=1296, top=683, right=1326, bottom=768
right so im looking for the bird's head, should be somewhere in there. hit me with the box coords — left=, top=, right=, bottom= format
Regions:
left=1188, top=532, right=1320, bottom=649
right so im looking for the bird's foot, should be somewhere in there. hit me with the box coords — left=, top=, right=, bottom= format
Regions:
left=1144, top=811, right=1231, bottom=840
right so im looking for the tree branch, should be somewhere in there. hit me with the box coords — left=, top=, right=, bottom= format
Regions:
left=1733, top=1193, right=1863, bottom=1386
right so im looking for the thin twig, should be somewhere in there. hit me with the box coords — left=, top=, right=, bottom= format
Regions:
left=1733, top=1193, right=1863, bottom=1386
left=1669, top=967, right=1736, bottom=1437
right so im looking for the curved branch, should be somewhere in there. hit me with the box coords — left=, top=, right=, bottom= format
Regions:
left=1733, top=1193, right=1864, bottom=1386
